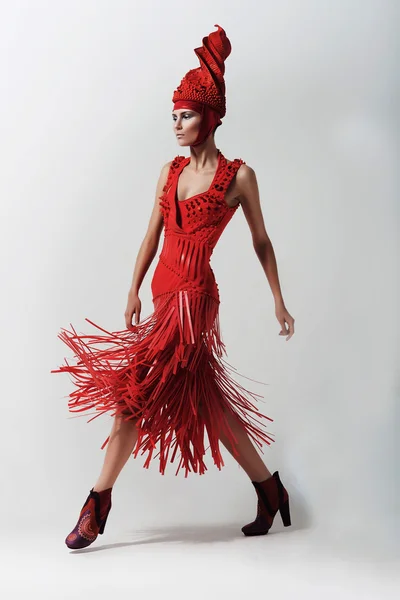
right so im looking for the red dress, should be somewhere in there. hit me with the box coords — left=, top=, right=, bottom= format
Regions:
left=51, top=150, right=275, bottom=476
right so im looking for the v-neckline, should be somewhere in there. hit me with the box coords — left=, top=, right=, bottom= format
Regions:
left=174, top=150, right=222, bottom=204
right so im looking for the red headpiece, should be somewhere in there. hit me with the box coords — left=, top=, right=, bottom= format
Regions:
left=172, top=24, right=232, bottom=145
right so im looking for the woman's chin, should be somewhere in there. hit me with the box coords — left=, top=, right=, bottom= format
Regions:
left=176, top=137, right=191, bottom=147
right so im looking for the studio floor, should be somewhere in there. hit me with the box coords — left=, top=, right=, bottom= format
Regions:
left=2, top=523, right=398, bottom=599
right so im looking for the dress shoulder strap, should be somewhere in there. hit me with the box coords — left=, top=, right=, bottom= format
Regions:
left=158, top=156, right=186, bottom=219
left=212, top=157, right=245, bottom=197
left=164, top=156, right=186, bottom=189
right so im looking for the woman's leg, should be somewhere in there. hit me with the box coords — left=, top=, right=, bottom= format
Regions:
left=218, top=409, right=272, bottom=482
left=65, top=413, right=141, bottom=548
left=93, top=414, right=140, bottom=492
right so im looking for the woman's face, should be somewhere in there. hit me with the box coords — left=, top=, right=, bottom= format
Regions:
left=172, top=109, right=202, bottom=146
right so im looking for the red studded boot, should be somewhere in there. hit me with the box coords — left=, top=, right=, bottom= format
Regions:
left=65, top=487, right=112, bottom=549
left=241, top=471, right=291, bottom=536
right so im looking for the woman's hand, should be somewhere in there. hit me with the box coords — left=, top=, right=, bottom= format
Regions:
left=275, top=301, right=295, bottom=341
left=125, top=289, right=142, bottom=330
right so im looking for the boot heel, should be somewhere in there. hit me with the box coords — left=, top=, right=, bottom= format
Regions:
left=98, top=506, right=111, bottom=535
left=279, top=498, right=291, bottom=527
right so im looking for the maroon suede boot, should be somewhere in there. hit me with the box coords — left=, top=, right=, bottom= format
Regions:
left=65, top=487, right=112, bottom=549
left=241, top=471, right=291, bottom=536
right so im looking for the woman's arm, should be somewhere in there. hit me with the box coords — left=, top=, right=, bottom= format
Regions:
left=236, top=165, right=295, bottom=341
left=124, top=161, right=171, bottom=329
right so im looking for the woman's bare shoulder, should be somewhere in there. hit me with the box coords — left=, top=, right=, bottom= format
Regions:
left=160, top=155, right=186, bottom=174
left=225, top=157, right=254, bottom=174
left=157, top=157, right=183, bottom=188
left=234, top=162, right=255, bottom=183
left=161, top=160, right=173, bottom=174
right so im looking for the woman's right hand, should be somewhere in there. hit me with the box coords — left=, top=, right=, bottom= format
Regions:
left=125, top=289, right=141, bottom=330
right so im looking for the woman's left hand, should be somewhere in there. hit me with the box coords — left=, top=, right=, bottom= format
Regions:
left=275, top=302, right=295, bottom=341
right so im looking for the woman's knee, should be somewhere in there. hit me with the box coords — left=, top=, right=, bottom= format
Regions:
left=115, top=409, right=140, bottom=424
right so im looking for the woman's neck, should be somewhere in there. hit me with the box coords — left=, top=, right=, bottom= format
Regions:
left=188, top=139, right=220, bottom=171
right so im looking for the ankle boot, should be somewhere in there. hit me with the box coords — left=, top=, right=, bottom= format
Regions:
left=65, top=487, right=112, bottom=549
left=241, top=470, right=291, bottom=536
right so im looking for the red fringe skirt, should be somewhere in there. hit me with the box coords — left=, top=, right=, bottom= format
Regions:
left=51, top=289, right=275, bottom=476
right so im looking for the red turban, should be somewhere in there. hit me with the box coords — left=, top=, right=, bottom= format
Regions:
left=172, top=24, right=231, bottom=146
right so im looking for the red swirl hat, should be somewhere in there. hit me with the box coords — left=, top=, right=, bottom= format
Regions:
left=172, top=24, right=231, bottom=118
left=172, top=25, right=232, bottom=146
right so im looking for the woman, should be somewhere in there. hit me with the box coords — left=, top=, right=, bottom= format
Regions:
left=52, top=24, right=295, bottom=549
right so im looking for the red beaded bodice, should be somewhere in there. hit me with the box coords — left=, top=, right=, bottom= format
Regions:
left=151, top=150, right=245, bottom=303
left=159, top=151, right=244, bottom=246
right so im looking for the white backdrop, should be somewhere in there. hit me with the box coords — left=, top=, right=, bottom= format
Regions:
left=0, top=0, right=398, bottom=593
